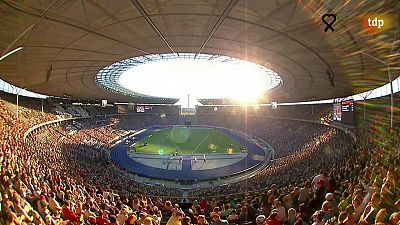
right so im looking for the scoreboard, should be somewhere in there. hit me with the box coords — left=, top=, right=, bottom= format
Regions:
left=333, top=100, right=355, bottom=125
left=135, top=105, right=153, bottom=113
left=341, top=100, right=354, bottom=125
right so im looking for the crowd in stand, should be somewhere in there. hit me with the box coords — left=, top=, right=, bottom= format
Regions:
left=190, top=127, right=353, bottom=197
left=1, top=98, right=399, bottom=225
left=197, top=115, right=330, bottom=159
left=71, top=123, right=121, bottom=149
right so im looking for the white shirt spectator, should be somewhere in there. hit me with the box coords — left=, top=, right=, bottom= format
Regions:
left=275, top=206, right=287, bottom=221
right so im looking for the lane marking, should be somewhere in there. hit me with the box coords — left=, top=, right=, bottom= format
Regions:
left=192, top=133, right=210, bottom=154
left=166, top=133, right=183, bottom=154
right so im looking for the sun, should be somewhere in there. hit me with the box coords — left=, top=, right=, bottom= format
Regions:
left=114, top=53, right=282, bottom=107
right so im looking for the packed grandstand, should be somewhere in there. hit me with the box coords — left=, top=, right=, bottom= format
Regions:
left=1, top=90, right=399, bottom=225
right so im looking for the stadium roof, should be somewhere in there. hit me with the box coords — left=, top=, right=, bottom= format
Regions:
left=0, top=0, right=398, bottom=103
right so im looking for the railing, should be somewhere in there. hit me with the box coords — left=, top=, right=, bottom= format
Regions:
left=23, top=112, right=163, bottom=142
left=24, top=116, right=88, bottom=141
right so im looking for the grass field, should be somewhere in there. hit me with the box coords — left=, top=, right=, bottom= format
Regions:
left=134, top=127, right=244, bottom=155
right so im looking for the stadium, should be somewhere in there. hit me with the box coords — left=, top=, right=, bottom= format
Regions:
left=0, top=1, right=399, bottom=225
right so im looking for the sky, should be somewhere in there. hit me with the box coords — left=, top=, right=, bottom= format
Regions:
left=118, top=59, right=281, bottom=108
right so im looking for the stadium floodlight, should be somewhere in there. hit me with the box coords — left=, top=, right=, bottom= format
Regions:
left=0, top=47, right=23, bottom=61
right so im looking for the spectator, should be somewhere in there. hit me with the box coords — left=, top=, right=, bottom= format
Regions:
left=337, top=190, right=350, bottom=212
left=211, top=212, right=229, bottom=225
left=109, top=215, right=118, bottom=225
left=226, top=209, right=238, bottom=223
left=311, top=210, right=324, bottom=225
left=256, top=215, right=267, bottom=225
left=167, top=211, right=184, bottom=225
left=197, top=215, right=209, bottom=225
left=266, top=211, right=281, bottom=225
left=61, top=201, right=78, bottom=222
left=298, top=182, right=311, bottom=205
left=182, top=216, right=192, bottom=225
left=283, top=208, right=296, bottom=225
left=220, top=204, right=232, bottom=219
left=273, top=200, right=286, bottom=221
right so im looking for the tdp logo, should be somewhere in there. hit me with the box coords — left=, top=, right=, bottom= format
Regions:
left=361, top=14, right=391, bottom=34
left=368, top=17, right=384, bottom=29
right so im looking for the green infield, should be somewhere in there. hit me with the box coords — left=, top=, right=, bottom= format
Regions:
left=134, top=127, right=244, bottom=155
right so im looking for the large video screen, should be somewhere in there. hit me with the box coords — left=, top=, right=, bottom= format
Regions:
left=333, top=100, right=355, bottom=125
left=333, top=103, right=342, bottom=121
left=135, top=105, right=153, bottom=113
left=341, top=100, right=355, bottom=125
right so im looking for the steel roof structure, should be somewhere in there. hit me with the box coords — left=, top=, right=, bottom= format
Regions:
left=0, top=0, right=398, bottom=103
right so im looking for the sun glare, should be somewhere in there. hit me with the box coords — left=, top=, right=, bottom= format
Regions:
left=117, top=54, right=282, bottom=108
